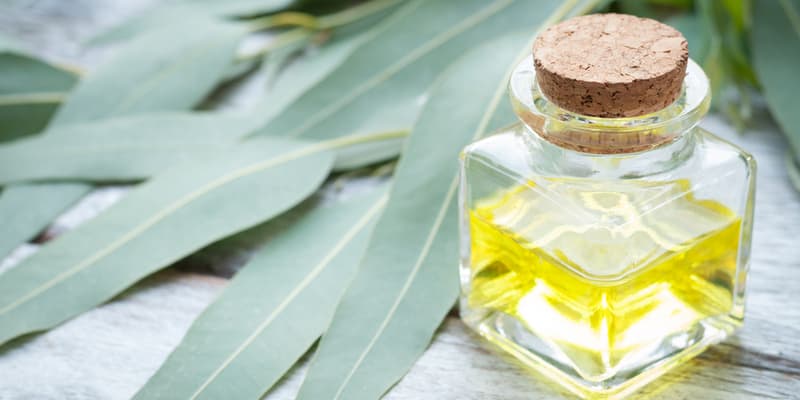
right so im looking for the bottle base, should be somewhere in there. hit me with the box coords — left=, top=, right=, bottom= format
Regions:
left=462, top=308, right=739, bottom=399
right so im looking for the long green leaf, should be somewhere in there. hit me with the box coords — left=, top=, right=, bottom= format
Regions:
left=0, top=184, right=88, bottom=259
left=752, top=0, right=800, bottom=157
left=0, top=183, right=91, bottom=261
left=331, top=130, right=406, bottom=171
left=0, top=28, right=394, bottom=185
left=89, top=0, right=292, bottom=45
left=295, top=1, right=598, bottom=396
left=0, top=16, right=398, bottom=187
left=133, top=188, right=387, bottom=400
left=251, top=22, right=374, bottom=131
left=52, top=21, right=247, bottom=125
left=0, top=52, right=76, bottom=142
left=172, top=0, right=295, bottom=17
left=0, top=19, right=248, bottom=260
left=255, top=0, right=564, bottom=141
left=0, top=137, right=335, bottom=345
left=667, top=14, right=711, bottom=61
left=294, top=33, right=526, bottom=400
left=0, top=112, right=258, bottom=184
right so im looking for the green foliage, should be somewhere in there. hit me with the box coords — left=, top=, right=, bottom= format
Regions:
left=618, top=0, right=800, bottom=189
left=0, top=0, right=798, bottom=398
left=88, top=0, right=293, bottom=44
left=256, top=0, right=557, bottom=140
left=0, top=113, right=257, bottom=184
left=295, top=30, right=538, bottom=400
left=0, top=138, right=334, bottom=345
left=752, top=0, right=800, bottom=190
left=624, top=0, right=757, bottom=131
left=752, top=0, right=800, bottom=157
left=0, top=18, right=251, bottom=261
left=0, top=40, right=76, bottom=142
left=54, top=21, right=248, bottom=125
left=0, top=184, right=87, bottom=259
left=134, top=187, right=386, bottom=399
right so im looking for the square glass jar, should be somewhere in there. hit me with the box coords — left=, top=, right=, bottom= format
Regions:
left=458, top=58, right=755, bottom=398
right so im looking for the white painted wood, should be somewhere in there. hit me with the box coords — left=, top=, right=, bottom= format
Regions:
left=1, top=1, right=798, bottom=399
left=0, top=272, right=225, bottom=400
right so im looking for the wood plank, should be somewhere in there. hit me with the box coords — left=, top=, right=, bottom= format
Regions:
left=0, top=271, right=226, bottom=400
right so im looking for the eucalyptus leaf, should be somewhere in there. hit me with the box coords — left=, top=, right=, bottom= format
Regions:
left=752, top=0, right=800, bottom=158
left=255, top=0, right=566, bottom=141
left=0, top=52, right=76, bottom=142
left=0, top=26, right=395, bottom=185
left=0, top=18, right=249, bottom=263
left=331, top=130, right=406, bottom=171
left=0, top=112, right=259, bottom=184
left=297, top=1, right=599, bottom=392
left=258, top=28, right=408, bottom=169
left=0, top=184, right=88, bottom=259
left=295, top=28, right=558, bottom=400
left=667, top=14, right=711, bottom=61
left=179, top=0, right=295, bottom=17
left=615, top=0, right=659, bottom=19
left=696, top=0, right=755, bottom=130
left=89, top=0, right=292, bottom=45
left=252, top=25, right=370, bottom=130
left=133, top=187, right=387, bottom=400
left=0, top=138, right=335, bottom=346
left=52, top=20, right=248, bottom=125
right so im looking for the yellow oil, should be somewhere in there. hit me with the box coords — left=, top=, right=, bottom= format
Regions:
left=465, top=179, right=741, bottom=380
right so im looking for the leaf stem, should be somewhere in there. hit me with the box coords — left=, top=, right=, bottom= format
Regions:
left=240, top=0, right=403, bottom=63
left=52, top=61, right=85, bottom=77
left=316, top=0, right=403, bottom=30
left=0, top=92, right=68, bottom=106
left=236, top=28, right=313, bottom=62
left=315, top=129, right=409, bottom=152
left=247, top=0, right=401, bottom=33
left=247, top=12, right=320, bottom=32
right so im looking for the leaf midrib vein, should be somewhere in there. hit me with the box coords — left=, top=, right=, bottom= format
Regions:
left=188, top=194, right=388, bottom=400
left=0, top=91, right=67, bottom=106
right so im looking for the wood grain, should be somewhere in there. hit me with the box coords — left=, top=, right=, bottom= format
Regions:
left=0, top=1, right=799, bottom=399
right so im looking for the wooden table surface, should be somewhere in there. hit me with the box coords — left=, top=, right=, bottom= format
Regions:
left=1, top=1, right=799, bottom=399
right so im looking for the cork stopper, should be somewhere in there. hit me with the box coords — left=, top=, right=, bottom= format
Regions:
left=533, top=13, right=688, bottom=118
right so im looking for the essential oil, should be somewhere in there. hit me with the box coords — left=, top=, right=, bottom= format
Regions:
left=458, top=14, right=755, bottom=399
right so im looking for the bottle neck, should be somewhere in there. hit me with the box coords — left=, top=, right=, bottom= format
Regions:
left=518, top=122, right=697, bottom=179
left=509, top=57, right=711, bottom=156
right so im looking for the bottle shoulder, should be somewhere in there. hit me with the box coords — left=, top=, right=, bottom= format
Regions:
left=694, top=127, right=757, bottom=174
left=462, top=124, right=756, bottom=184
left=462, top=124, right=532, bottom=181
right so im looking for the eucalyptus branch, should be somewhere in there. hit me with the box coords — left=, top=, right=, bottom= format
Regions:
left=53, top=61, right=85, bottom=77
left=322, top=129, right=409, bottom=150
left=247, top=0, right=402, bottom=33
left=239, top=0, right=402, bottom=62
left=247, top=12, right=319, bottom=32
left=236, top=28, right=313, bottom=62
left=316, top=0, right=403, bottom=30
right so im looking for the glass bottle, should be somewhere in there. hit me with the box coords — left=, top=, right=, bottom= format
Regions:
left=458, top=14, right=756, bottom=399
